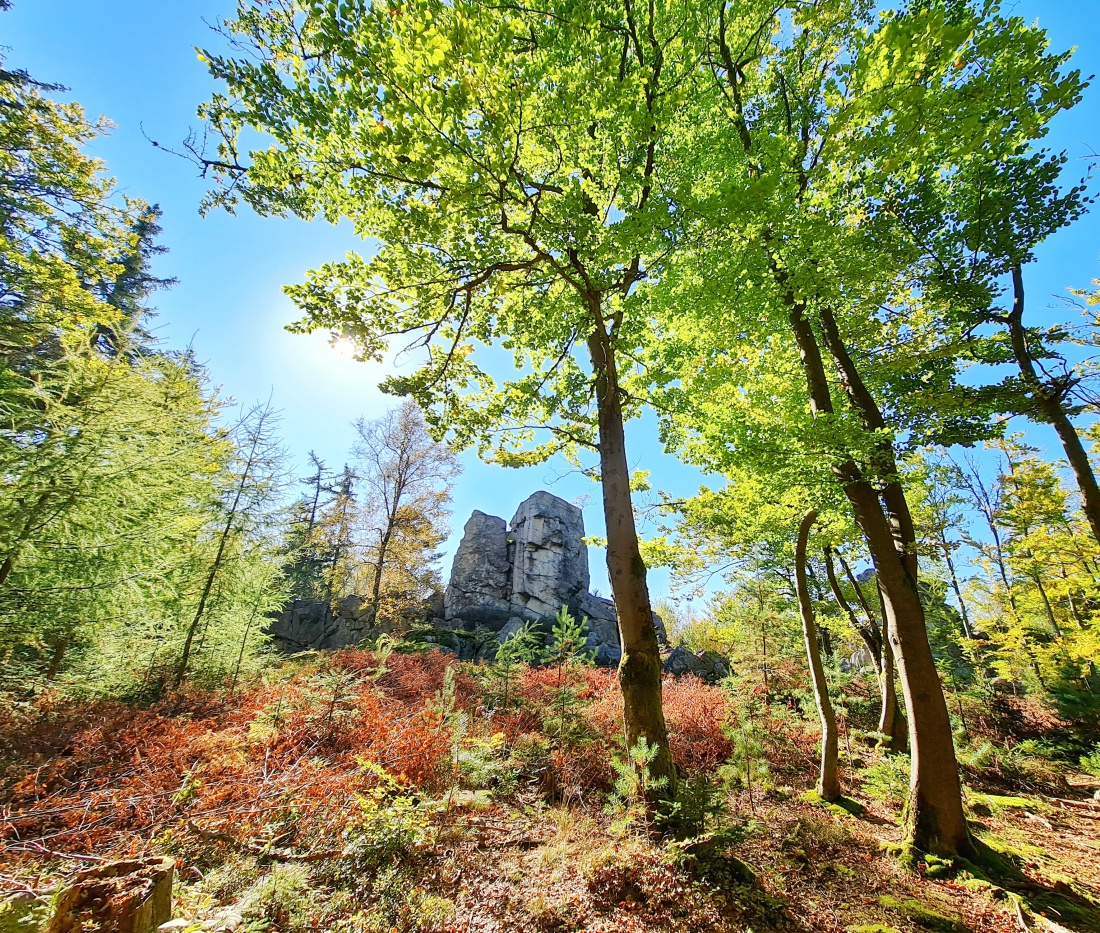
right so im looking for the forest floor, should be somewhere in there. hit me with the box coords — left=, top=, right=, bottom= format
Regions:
left=1, top=648, right=1098, bottom=933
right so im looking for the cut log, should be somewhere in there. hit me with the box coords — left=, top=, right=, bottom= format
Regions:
left=47, top=857, right=174, bottom=933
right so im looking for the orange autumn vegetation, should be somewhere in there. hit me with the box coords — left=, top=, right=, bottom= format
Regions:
left=0, top=649, right=734, bottom=863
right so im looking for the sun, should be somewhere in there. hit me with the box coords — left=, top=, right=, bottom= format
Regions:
left=330, top=337, right=359, bottom=360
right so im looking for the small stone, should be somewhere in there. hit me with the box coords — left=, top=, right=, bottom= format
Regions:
left=158, top=920, right=191, bottom=933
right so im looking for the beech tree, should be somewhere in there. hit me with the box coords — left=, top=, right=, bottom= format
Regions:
left=890, top=151, right=1098, bottom=544
left=648, top=0, right=1083, bottom=856
left=196, top=0, right=709, bottom=793
left=795, top=510, right=840, bottom=801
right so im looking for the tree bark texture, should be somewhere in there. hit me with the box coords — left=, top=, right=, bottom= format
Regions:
left=588, top=316, right=676, bottom=799
left=875, top=584, right=908, bottom=754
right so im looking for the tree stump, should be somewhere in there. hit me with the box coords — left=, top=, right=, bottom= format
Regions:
left=47, top=857, right=174, bottom=933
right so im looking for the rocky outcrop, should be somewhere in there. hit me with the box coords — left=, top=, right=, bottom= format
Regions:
left=270, top=490, right=683, bottom=666
left=444, top=511, right=512, bottom=627
left=662, top=646, right=731, bottom=683
left=443, top=491, right=669, bottom=664
left=508, top=492, right=590, bottom=620
left=268, top=596, right=375, bottom=651
left=444, top=493, right=594, bottom=627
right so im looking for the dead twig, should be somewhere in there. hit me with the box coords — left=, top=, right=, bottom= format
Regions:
left=185, top=820, right=344, bottom=863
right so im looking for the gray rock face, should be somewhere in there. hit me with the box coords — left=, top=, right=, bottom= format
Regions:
left=662, top=646, right=731, bottom=683
left=445, top=491, right=631, bottom=663
left=509, top=491, right=590, bottom=620
left=268, top=598, right=370, bottom=651
left=271, top=489, right=694, bottom=670
left=842, top=646, right=874, bottom=672
left=445, top=511, right=513, bottom=628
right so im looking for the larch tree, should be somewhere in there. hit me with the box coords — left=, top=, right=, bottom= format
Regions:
left=0, top=49, right=250, bottom=688
left=195, top=0, right=709, bottom=794
left=352, top=398, right=460, bottom=627
left=174, top=400, right=285, bottom=686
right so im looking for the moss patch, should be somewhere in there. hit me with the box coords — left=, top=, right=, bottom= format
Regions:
left=802, top=790, right=867, bottom=818
left=0, top=896, right=50, bottom=933
left=969, top=793, right=1049, bottom=816
left=877, top=895, right=965, bottom=932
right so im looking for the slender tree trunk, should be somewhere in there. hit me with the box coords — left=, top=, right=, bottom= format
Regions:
left=961, top=459, right=1022, bottom=623
left=786, top=296, right=972, bottom=857
left=939, top=531, right=974, bottom=639
left=0, top=490, right=57, bottom=588
left=45, top=635, right=70, bottom=681
left=587, top=316, right=676, bottom=799
left=876, top=585, right=907, bottom=754
left=1007, top=265, right=1100, bottom=547
left=1033, top=576, right=1063, bottom=638
left=825, top=546, right=882, bottom=674
left=369, top=524, right=394, bottom=625
left=797, top=511, right=840, bottom=800
left=325, top=484, right=353, bottom=614
left=176, top=412, right=267, bottom=686
left=1060, top=562, right=1087, bottom=629
left=230, top=604, right=260, bottom=696
left=837, top=537, right=905, bottom=745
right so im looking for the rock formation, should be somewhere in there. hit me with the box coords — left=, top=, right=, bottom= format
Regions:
left=268, top=596, right=372, bottom=652
left=445, top=491, right=593, bottom=628
left=443, top=511, right=513, bottom=627
left=267, top=490, right=741, bottom=679
left=443, top=491, right=669, bottom=666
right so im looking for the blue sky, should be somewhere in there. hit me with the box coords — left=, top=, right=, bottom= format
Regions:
left=4, top=0, right=1099, bottom=601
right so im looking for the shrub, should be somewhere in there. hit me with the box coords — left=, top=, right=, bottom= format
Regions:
left=859, top=754, right=911, bottom=807
left=1080, top=742, right=1100, bottom=779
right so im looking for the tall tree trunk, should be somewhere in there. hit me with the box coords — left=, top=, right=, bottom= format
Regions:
left=797, top=511, right=840, bottom=801
left=876, top=584, right=908, bottom=754
left=939, top=530, right=974, bottom=639
left=836, top=535, right=905, bottom=746
left=587, top=316, right=676, bottom=799
left=786, top=296, right=972, bottom=856
left=1007, top=265, right=1100, bottom=547
left=824, top=546, right=882, bottom=673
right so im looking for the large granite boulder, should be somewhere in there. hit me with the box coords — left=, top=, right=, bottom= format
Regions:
left=445, top=511, right=513, bottom=628
left=509, top=492, right=590, bottom=620
left=442, top=490, right=671, bottom=666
